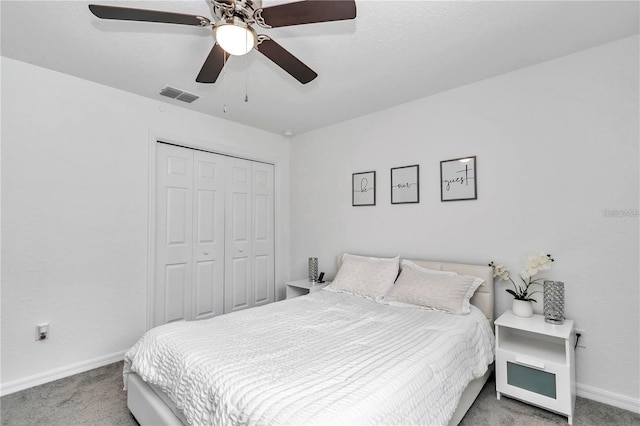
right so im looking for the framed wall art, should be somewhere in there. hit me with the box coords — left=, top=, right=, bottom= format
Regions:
left=440, top=156, right=477, bottom=201
left=352, top=171, right=376, bottom=206
left=391, top=165, right=419, bottom=204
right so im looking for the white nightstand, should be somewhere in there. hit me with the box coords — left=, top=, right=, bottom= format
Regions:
left=285, top=279, right=330, bottom=299
left=495, top=311, right=576, bottom=424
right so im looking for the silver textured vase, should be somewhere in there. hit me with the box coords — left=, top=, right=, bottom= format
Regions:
left=543, top=280, right=565, bottom=324
left=308, top=257, right=318, bottom=282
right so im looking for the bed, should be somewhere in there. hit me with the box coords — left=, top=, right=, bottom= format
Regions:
left=125, top=258, right=495, bottom=425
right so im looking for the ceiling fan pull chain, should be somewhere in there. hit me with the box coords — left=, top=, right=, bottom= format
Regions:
left=244, top=30, right=249, bottom=103
left=223, top=47, right=228, bottom=113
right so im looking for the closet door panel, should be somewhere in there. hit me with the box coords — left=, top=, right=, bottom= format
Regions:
left=253, top=255, right=269, bottom=304
left=166, top=188, right=190, bottom=247
left=165, top=264, right=188, bottom=323
left=193, top=151, right=225, bottom=320
left=196, top=190, right=215, bottom=242
left=229, top=257, right=250, bottom=311
left=194, top=260, right=216, bottom=318
left=155, top=144, right=194, bottom=326
left=225, top=159, right=253, bottom=313
left=254, top=194, right=268, bottom=241
left=232, top=193, right=250, bottom=243
left=251, top=163, right=274, bottom=307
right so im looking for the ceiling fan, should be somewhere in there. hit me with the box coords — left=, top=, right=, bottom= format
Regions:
left=88, top=0, right=357, bottom=85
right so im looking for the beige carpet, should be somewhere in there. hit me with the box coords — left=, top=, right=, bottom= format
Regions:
left=2, top=361, right=638, bottom=425
left=1, top=362, right=136, bottom=426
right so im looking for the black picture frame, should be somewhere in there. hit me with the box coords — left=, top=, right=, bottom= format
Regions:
left=391, top=165, right=420, bottom=204
left=352, top=171, right=376, bottom=206
left=440, top=156, right=477, bottom=201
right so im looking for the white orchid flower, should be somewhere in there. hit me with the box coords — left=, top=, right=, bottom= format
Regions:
left=536, top=252, right=553, bottom=271
left=490, top=253, right=555, bottom=302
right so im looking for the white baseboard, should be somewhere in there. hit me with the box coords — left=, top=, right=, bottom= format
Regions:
left=577, top=383, right=640, bottom=414
left=0, top=350, right=126, bottom=397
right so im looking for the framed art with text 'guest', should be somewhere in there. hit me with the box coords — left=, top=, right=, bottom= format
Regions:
left=440, top=156, right=477, bottom=201
left=391, top=165, right=419, bottom=204
left=352, top=171, right=376, bottom=206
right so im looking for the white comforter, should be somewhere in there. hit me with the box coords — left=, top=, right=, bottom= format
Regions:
left=124, top=290, right=494, bottom=426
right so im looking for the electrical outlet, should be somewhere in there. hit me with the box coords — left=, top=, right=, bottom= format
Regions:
left=35, top=323, right=49, bottom=341
left=575, top=328, right=586, bottom=348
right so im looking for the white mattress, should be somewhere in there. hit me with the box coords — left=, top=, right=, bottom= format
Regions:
left=124, top=290, right=494, bottom=425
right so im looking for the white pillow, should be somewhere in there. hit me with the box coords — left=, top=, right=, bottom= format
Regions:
left=401, top=259, right=458, bottom=276
left=385, top=267, right=484, bottom=314
left=324, top=253, right=400, bottom=301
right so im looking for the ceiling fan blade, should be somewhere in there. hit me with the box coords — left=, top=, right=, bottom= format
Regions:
left=255, top=0, right=356, bottom=28
left=196, top=44, right=230, bottom=83
left=256, top=37, right=317, bottom=84
left=88, top=4, right=211, bottom=27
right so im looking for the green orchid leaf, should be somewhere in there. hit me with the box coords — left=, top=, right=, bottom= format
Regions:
left=506, top=289, right=519, bottom=298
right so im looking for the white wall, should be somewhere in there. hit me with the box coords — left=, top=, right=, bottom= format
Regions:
left=290, top=36, right=639, bottom=409
left=0, top=57, right=291, bottom=393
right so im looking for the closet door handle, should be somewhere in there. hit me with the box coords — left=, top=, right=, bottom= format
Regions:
left=239, top=249, right=244, bottom=253
left=204, top=251, right=210, bottom=255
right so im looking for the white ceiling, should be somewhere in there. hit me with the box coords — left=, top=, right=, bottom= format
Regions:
left=2, top=1, right=638, bottom=136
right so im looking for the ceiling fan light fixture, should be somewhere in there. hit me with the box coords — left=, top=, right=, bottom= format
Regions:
left=214, top=19, right=257, bottom=56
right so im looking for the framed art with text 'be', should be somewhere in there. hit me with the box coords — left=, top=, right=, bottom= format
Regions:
left=352, top=171, right=376, bottom=206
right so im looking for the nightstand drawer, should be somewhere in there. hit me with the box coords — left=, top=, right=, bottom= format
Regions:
left=497, top=348, right=571, bottom=415
left=507, top=360, right=556, bottom=398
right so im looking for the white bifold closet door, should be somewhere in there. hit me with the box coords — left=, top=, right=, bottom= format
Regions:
left=224, top=158, right=275, bottom=313
left=154, top=143, right=274, bottom=327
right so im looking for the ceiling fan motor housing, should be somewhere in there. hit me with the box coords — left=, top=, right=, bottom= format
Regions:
left=210, top=0, right=262, bottom=24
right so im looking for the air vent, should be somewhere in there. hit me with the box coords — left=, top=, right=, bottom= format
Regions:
left=159, top=85, right=200, bottom=103
left=176, top=92, right=199, bottom=103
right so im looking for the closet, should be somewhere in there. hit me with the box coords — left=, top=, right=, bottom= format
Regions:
left=153, top=142, right=274, bottom=327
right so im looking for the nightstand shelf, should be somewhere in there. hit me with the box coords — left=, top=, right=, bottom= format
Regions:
left=285, top=279, right=330, bottom=299
left=499, top=331, right=567, bottom=365
left=495, top=311, right=576, bottom=424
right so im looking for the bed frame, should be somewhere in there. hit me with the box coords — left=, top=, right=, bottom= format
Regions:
left=127, top=259, right=494, bottom=426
